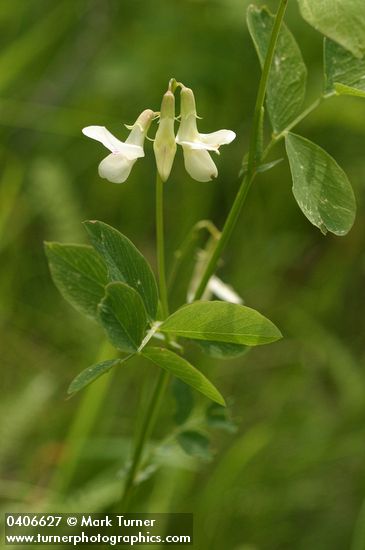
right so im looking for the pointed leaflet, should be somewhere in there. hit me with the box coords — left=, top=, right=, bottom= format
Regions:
left=247, top=5, right=307, bottom=133
left=68, top=358, right=122, bottom=396
left=160, top=301, right=282, bottom=346
left=98, top=282, right=148, bottom=353
left=44, top=243, right=107, bottom=321
left=84, top=220, right=158, bottom=320
left=142, top=347, right=225, bottom=406
left=324, top=38, right=365, bottom=98
left=285, top=133, right=356, bottom=236
left=297, top=0, right=365, bottom=59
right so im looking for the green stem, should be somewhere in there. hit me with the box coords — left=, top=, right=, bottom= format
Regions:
left=247, top=0, right=288, bottom=173
left=119, top=369, right=169, bottom=511
left=193, top=0, right=288, bottom=301
left=119, top=172, right=170, bottom=510
left=192, top=174, right=253, bottom=301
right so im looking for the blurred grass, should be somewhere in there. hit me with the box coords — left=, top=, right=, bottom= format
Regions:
left=0, top=0, right=365, bottom=548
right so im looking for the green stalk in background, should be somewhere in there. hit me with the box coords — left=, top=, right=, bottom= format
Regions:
left=50, top=340, right=116, bottom=496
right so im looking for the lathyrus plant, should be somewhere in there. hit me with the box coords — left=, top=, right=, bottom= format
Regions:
left=45, top=0, right=363, bottom=509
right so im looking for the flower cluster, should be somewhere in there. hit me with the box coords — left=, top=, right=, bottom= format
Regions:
left=82, top=80, right=236, bottom=184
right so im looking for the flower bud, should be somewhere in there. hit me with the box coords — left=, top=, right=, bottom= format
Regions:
left=153, top=91, right=177, bottom=182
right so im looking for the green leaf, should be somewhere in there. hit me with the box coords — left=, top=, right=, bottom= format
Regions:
left=44, top=243, right=108, bottom=321
left=297, top=0, right=365, bottom=59
left=160, top=301, right=282, bottom=346
left=84, top=220, right=158, bottom=320
left=324, top=38, right=365, bottom=97
left=68, top=358, right=122, bottom=396
left=177, top=430, right=212, bottom=461
left=142, top=347, right=225, bottom=406
left=247, top=5, right=307, bottom=133
left=196, top=340, right=249, bottom=360
left=206, top=403, right=238, bottom=433
left=285, top=133, right=356, bottom=236
left=98, top=282, right=148, bottom=353
left=172, top=379, right=194, bottom=425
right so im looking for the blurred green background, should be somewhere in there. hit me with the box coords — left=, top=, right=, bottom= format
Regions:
left=1, top=1, right=365, bottom=548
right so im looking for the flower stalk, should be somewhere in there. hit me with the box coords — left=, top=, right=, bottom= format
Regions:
left=120, top=172, right=170, bottom=510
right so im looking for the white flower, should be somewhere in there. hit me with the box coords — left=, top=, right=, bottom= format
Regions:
left=188, top=272, right=243, bottom=304
left=176, top=87, right=236, bottom=182
left=153, top=90, right=177, bottom=182
left=82, top=109, right=154, bottom=184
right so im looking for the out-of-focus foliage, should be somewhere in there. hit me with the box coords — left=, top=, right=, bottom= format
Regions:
left=1, top=1, right=365, bottom=549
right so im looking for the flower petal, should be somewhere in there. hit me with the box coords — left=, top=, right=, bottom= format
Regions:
left=98, top=153, right=137, bottom=184
left=176, top=139, right=209, bottom=150
left=82, top=126, right=144, bottom=159
left=182, top=148, right=218, bottom=182
left=198, top=129, right=236, bottom=149
left=126, top=109, right=155, bottom=148
left=177, top=130, right=236, bottom=152
left=176, top=113, right=200, bottom=144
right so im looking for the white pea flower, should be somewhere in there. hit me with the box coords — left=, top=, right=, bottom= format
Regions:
left=205, top=275, right=243, bottom=304
left=176, top=87, right=236, bottom=182
left=188, top=273, right=243, bottom=304
left=153, top=90, right=177, bottom=182
left=82, top=109, right=154, bottom=184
